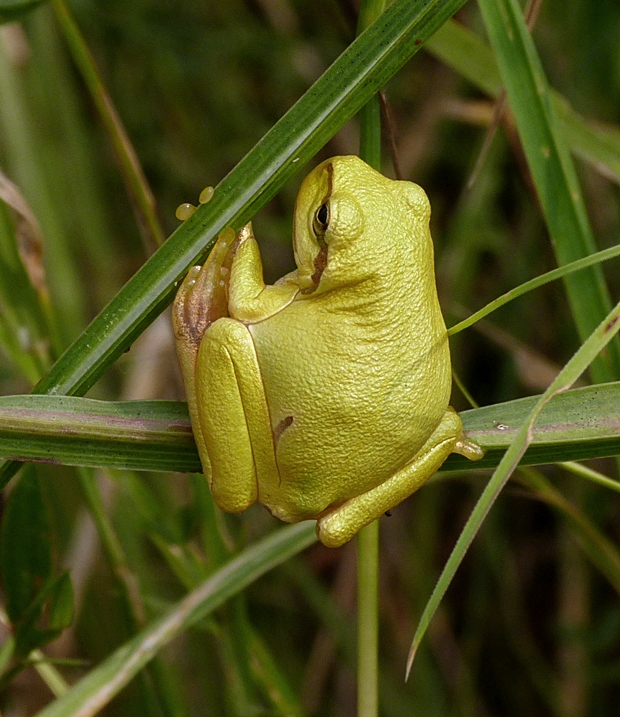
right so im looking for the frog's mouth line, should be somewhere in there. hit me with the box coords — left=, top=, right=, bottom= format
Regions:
left=300, top=239, right=327, bottom=295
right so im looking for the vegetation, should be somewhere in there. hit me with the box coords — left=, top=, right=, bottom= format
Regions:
left=0, top=0, right=619, bottom=715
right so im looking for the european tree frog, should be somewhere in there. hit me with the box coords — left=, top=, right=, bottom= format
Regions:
left=172, top=156, right=483, bottom=547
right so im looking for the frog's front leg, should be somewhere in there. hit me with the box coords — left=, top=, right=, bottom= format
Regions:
left=317, top=408, right=484, bottom=548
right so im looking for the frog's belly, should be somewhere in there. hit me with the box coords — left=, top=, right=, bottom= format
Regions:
left=249, top=308, right=451, bottom=522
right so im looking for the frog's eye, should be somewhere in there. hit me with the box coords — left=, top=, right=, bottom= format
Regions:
left=312, top=202, right=330, bottom=236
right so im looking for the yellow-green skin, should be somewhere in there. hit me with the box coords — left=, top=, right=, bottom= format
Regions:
left=172, top=156, right=483, bottom=548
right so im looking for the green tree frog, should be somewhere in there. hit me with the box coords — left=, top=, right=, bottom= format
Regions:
left=172, top=156, right=483, bottom=548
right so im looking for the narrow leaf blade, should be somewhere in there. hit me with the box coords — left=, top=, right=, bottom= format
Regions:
left=0, top=466, right=51, bottom=624
left=35, top=523, right=316, bottom=717
left=407, top=297, right=620, bottom=677
left=477, top=0, right=620, bottom=380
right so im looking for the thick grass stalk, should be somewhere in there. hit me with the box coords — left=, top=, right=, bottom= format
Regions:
left=357, top=520, right=380, bottom=717
left=356, top=4, right=385, bottom=716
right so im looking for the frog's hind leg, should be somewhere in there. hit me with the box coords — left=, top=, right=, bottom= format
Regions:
left=196, top=318, right=279, bottom=514
left=317, top=407, right=484, bottom=548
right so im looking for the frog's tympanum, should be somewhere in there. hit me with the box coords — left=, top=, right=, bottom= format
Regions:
left=172, top=156, right=483, bottom=548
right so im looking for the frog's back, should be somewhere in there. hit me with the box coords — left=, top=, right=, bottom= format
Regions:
left=249, top=268, right=451, bottom=522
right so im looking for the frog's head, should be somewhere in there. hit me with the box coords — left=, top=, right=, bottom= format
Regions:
left=293, top=155, right=432, bottom=295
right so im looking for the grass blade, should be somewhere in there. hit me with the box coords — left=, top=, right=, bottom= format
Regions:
left=0, top=382, right=618, bottom=472
left=448, top=243, right=620, bottom=336
left=34, top=522, right=316, bottom=717
left=51, top=0, right=165, bottom=253
left=406, top=296, right=620, bottom=678
left=0, top=396, right=198, bottom=472
left=477, top=0, right=620, bottom=381
left=37, top=0, right=469, bottom=397
left=0, top=0, right=468, bottom=490
left=0, top=186, right=52, bottom=382
left=426, top=19, right=620, bottom=187
left=516, top=468, right=620, bottom=595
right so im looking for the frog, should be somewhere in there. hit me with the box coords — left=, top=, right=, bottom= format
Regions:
left=172, top=156, right=484, bottom=548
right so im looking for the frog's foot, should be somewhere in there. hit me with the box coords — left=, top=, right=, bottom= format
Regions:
left=172, top=226, right=240, bottom=368
left=316, top=407, right=484, bottom=548
left=454, top=435, right=485, bottom=461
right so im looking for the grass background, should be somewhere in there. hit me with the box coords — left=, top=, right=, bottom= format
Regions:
left=0, top=0, right=619, bottom=715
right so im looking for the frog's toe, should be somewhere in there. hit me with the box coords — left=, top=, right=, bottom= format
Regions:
left=454, top=435, right=485, bottom=461
left=316, top=507, right=364, bottom=548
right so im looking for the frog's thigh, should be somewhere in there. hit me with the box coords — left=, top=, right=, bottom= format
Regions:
left=317, top=408, right=463, bottom=548
left=196, top=317, right=277, bottom=513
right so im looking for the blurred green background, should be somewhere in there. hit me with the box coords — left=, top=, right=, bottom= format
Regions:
left=0, top=0, right=619, bottom=715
